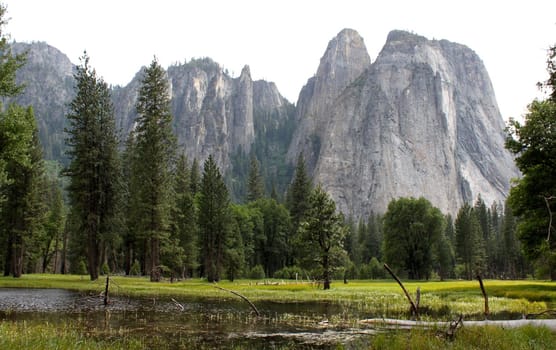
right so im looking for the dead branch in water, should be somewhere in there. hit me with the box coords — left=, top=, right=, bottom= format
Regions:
left=476, top=275, right=489, bottom=318
left=213, top=285, right=260, bottom=316
left=384, top=263, right=419, bottom=319
left=104, top=275, right=110, bottom=306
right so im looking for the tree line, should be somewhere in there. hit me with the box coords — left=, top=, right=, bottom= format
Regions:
left=1, top=5, right=554, bottom=285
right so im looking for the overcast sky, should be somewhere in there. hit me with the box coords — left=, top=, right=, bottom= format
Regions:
left=4, top=0, right=556, bottom=121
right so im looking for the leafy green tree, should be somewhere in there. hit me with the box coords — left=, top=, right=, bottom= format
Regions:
left=506, top=98, right=556, bottom=278
left=383, top=197, right=444, bottom=280
left=454, top=203, right=486, bottom=279
left=133, top=58, right=176, bottom=281
left=198, top=155, right=231, bottom=282
left=65, top=54, right=120, bottom=281
left=298, top=184, right=347, bottom=289
left=505, top=43, right=556, bottom=278
left=246, top=154, right=264, bottom=202
left=251, top=198, right=290, bottom=277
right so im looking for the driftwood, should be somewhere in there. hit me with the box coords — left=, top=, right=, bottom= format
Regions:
left=213, top=285, right=261, bottom=316
left=384, top=263, right=419, bottom=319
left=360, top=318, right=556, bottom=331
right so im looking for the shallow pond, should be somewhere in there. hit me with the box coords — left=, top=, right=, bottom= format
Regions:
left=0, top=288, right=379, bottom=348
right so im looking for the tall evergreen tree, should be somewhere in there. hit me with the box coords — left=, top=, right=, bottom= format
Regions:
left=1, top=105, right=46, bottom=277
left=454, top=203, right=486, bottom=279
left=133, top=58, right=176, bottom=282
left=246, top=154, right=264, bottom=202
left=65, top=53, right=120, bottom=281
left=171, top=153, right=198, bottom=278
left=287, top=153, right=312, bottom=264
left=0, top=3, right=26, bottom=210
left=198, top=155, right=231, bottom=282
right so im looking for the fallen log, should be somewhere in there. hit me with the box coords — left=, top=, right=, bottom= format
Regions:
left=359, top=318, right=556, bottom=331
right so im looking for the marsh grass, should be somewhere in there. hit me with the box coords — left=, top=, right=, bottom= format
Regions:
left=369, top=325, right=556, bottom=350
left=0, top=321, right=144, bottom=350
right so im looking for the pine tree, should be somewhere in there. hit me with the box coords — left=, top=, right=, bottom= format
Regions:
left=455, top=203, right=486, bottom=279
left=1, top=106, right=46, bottom=277
left=246, top=155, right=264, bottom=202
left=133, top=58, right=176, bottom=282
left=198, top=155, right=231, bottom=282
left=287, top=153, right=312, bottom=264
left=65, top=53, right=120, bottom=281
left=170, top=153, right=198, bottom=278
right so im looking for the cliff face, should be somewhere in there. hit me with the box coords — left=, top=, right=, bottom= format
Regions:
left=291, top=29, right=519, bottom=217
left=112, top=59, right=258, bottom=170
left=287, top=29, right=372, bottom=170
left=11, top=42, right=75, bottom=162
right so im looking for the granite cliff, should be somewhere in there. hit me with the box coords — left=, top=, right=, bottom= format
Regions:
left=289, top=29, right=519, bottom=217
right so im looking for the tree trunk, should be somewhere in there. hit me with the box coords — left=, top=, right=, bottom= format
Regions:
left=60, top=228, right=68, bottom=274
left=323, top=254, right=330, bottom=290
left=150, top=236, right=160, bottom=282
left=12, top=236, right=24, bottom=278
left=87, top=227, right=99, bottom=281
left=4, top=236, right=12, bottom=276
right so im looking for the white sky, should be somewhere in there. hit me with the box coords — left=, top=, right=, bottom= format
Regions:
left=4, top=0, right=556, bottom=121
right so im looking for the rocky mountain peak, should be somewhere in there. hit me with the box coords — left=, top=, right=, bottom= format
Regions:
left=288, top=28, right=372, bottom=170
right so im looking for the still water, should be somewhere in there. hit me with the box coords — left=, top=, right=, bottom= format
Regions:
left=0, top=288, right=378, bottom=348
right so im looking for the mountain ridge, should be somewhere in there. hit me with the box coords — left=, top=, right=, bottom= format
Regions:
left=10, top=29, right=518, bottom=217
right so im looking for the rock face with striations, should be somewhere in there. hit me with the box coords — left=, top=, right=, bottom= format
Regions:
left=11, top=42, right=75, bottom=162
left=112, top=58, right=285, bottom=171
left=289, top=29, right=519, bottom=217
left=287, top=29, right=371, bottom=170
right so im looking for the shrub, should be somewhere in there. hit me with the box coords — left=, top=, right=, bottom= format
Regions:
left=248, top=265, right=265, bottom=279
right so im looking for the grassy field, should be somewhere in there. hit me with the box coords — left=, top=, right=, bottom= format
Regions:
left=0, top=274, right=554, bottom=315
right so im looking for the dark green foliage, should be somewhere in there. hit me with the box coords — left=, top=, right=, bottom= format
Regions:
left=383, top=197, right=444, bottom=280
left=246, top=154, right=264, bottom=202
left=0, top=106, right=46, bottom=277
left=249, top=198, right=290, bottom=277
left=38, top=177, right=65, bottom=273
left=297, top=184, right=347, bottom=289
left=454, top=203, right=486, bottom=279
left=64, top=53, right=120, bottom=281
left=199, top=155, right=231, bottom=282
left=169, top=153, right=198, bottom=278
left=247, top=264, right=265, bottom=279
left=287, top=154, right=312, bottom=265
left=133, top=58, right=176, bottom=282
